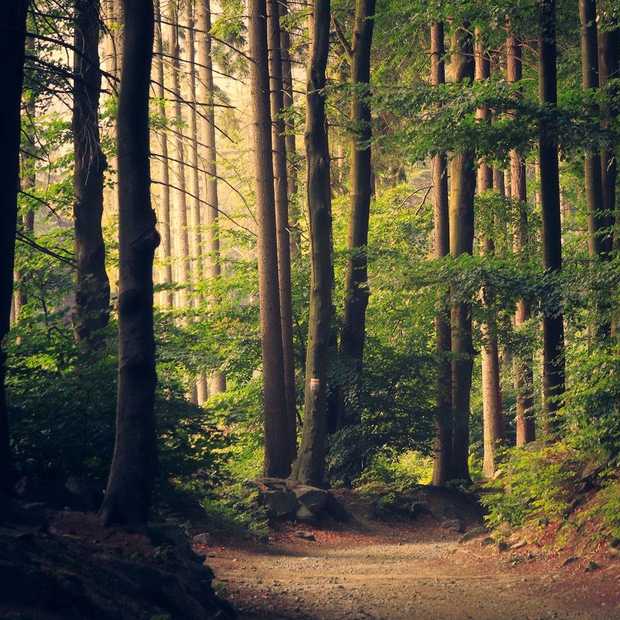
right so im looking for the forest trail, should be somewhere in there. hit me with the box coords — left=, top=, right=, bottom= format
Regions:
left=202, top=493, right=620, bottom=620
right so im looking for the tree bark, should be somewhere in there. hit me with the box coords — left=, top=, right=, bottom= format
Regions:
left=579, top=0, right=607, bottom=260
left=475, top=32, right=503, bottom=479
left=338, top=0, right=376, bottom=428
left=248, top=0, right=291, bottom=477
left=291, top=0, right=333, bottom=486
left=73, top=0, right=111, bottom=345
left=538, top=0, right=565, bottom=434
left=153, top=0, right=173, bottom=309
left=0, top=0, right=28, bottom=493
left=101, top=0, right=159, bottom=526
left=169, top=1, right=191, bottom=311
left=430, top=21, right=452, bottom=487
left=196, top=0, right=226, bottom=395
left=449, top=24, right=475, bottom=482
left=267, top=0, right=297, bottom=463
left=508, top=30, right=535, bottom=446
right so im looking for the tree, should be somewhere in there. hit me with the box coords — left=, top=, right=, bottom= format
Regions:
left=0, top=0, right=29, bottom=493
left=291, top=0, right=333, bottom=486
left=538, top=0, right=565, bottom=432
left=338, top=0, right=376, bottom=429
left=430, top=21, right=452, bottom=487
left=73, top=0, right=111, bottom=344
left=507, top=27, right=535, bottom=446
left=267, top=0, right=297, bottom=462
left=248, top=0, right=291, bottom=477
left=196, top=0, right=226, bottom=395
left=449, top=23, right=475, bottom=481
left=101, top=0, right=159, bottom=526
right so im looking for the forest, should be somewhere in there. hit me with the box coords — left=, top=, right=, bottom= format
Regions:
left=1, top=0, right=620, bottom=618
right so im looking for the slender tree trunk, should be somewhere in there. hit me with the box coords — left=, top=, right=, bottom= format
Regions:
left=291, top=0, right=333, bottom=486
left=0, top=0, right=29, bottom=494
left=580, top=0, right=607, bottom=260
left=600, top=24, right=618, bottom=255
left=338, top=0, right=376, bottom=428
left=248, top=0, right=291, bottom=477
left=153, top=0, right=173, bottom=309
left=73, top=0, right=111, bottom=345
left=101, top=0, right=159, bottom=526
left=430, top=21, right=452, bottom=487
left=267, top=0, right=297, bottom=462
left=475, top=33, right=503, bottom=478
left=196, top=0, right=226, bottom=395
left=538, top=0, right=565, bottom=434
left=169, top=1, right=191, bottom=311
left=449, top=24, right=475, bottom=481
left=280, top=0, right=300, bottom=257
left=507, top=29, right=535, bottom=446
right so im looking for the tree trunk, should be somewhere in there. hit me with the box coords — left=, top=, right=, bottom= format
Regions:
left=291, top=0, right=333, bottom=486
left=338, top=0, right=376, bottom=428
left=507, top=29, right=535, bottom=446
left=475, top=32, right=503, bottom=479
left=101, top=0, right=159, bottom=526
left=169, top=1, right=191, bottom=311
left=0, top=0, right=28, bottom=493
left=430, top=21, right=452, bottom=487
left=538, top=0, right=565, bottom=434
left=280, top=0, right=300, bottom=257
left=449, top=24, right=475, bottom=482
left=579, top=0, right=607, bottom=260
left=196, top=0, right=226, bottom=395
left=153, top=0, right=173, bottom=309
left=248, top=0, right=291, bottom=477
left=267, top=0, right=297, bottom=463
left=73, top=0, right=111, bottom=345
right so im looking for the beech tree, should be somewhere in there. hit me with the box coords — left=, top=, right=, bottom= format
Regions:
left=73, top=0, right=111, bottom=344
left=0, top=0, right=29, bottom=493
left=291, top=0, right=333, bottom=486
left=248, top=0, right=292, bottom=477
left=101, top=0, right=159, bottom=526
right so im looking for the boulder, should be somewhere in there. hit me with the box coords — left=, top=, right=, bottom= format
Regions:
left=295, top=505, right=319, bottom=525
left=261, top=489, right=298, bottom=519
left=293, top=485, right=329, bottom=514
left=325, top=493, right=351, bottom=522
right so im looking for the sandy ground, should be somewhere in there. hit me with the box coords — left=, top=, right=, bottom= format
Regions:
left=199, top=501, right=620, bottom=620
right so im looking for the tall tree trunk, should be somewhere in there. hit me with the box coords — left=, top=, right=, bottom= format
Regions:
left=449, top=24, right=475, bottom=481
left=291, top=0, right=333, bottom=486
left=73, top=0, right=111, bottom=344
left=538, top=0, right=565, bottom=434
left=508, top=29, right=535, bottom=446
left=475, top=32, right=503, bottom=478
left=430, top=21, right=452, bottom=487
left=0, top=0, right=29, bottom=494
left=338, top=0, right=376, bottom=428
left=600, top=24, right=618, bottom=255
left=101, top=0, right=159, bottom=526
left=169, top=1, right=191, bottom=311
left=267, top=0, right=297, bottom=462
left=248, top=0, right=291, bottom=477
left=280, top=0, right=300, bottom=257
left=579, top=0, right=607, bottom=260
left=196, top=0, right=226, bottom=395
left=153, top=0, right=173, bottom=309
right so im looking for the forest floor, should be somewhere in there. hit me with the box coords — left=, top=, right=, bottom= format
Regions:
left=199, top=490, right=620, bottom=620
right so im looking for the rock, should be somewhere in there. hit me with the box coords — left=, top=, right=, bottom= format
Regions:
left=496, top=541, right=509, bottom=552
left=481, top=537, right=495, bottom=546
left=261, top=489, right=298, bottom=519
left=510, top=540, right=527, bottom=550
left=293, top=485, right=329, bottom=514
left=193, top=533, right=211, bottom=546
left=610, top=538, right=620, bottom=549
left=562, top=556, right=578, bottom=567
left=459, top=526, right=488, bottom=543
left=295, top=505, right=319, bottom=525
left=324, top=493, right=351, bottom=522
left=409, top=502, right=432, bottom=519
left=440, top=519, right=464, bottom=533
left=64, top=476, right=103, bottom=512
left=295, top=531, right=316, bottom=541
left=585, top=560, right=601, bottom=572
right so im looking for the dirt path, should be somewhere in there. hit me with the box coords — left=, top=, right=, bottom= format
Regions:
left=202, top=497, right=620, bottom=620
